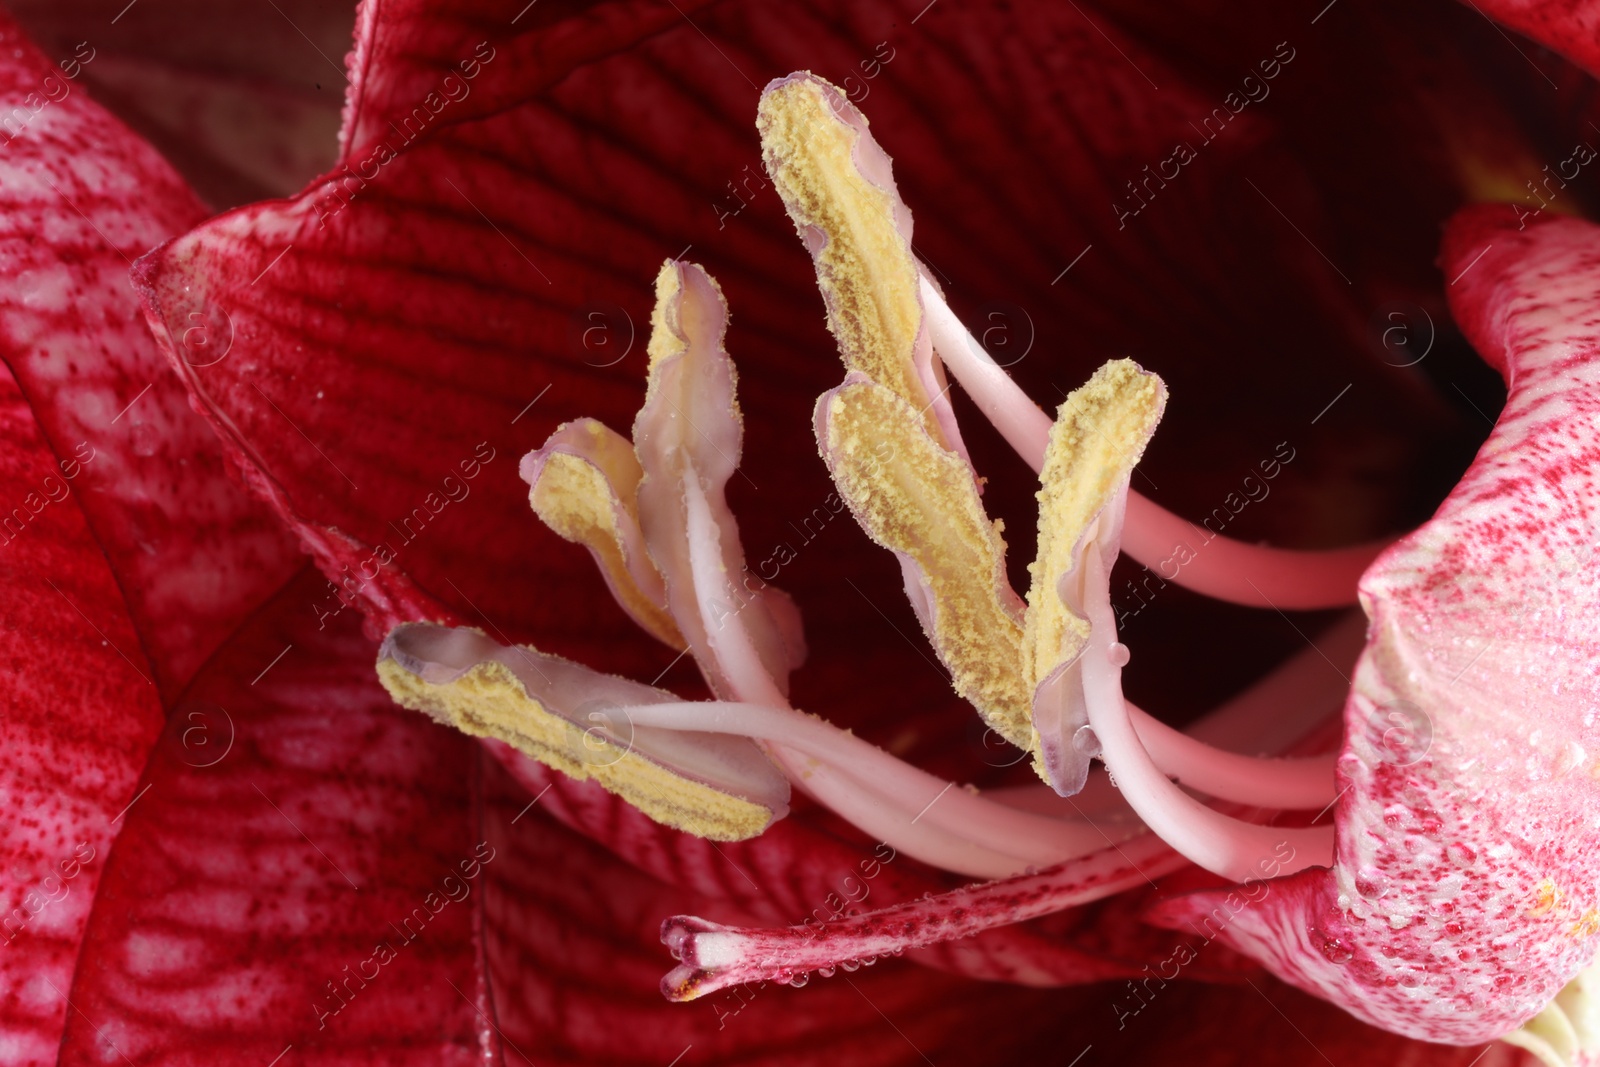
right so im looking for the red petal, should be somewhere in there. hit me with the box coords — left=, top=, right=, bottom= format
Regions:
left=1149, top=206, right=1600, bottom=1045
left=60, top=568, right=485, bottom=1064
left=0, top=10, right=300, bottom=697
left=1445, top=0, right=1600, bottom=79
left=6, top=0, right=351, bottom=207
left=0, top=361, right=164, bottom=1065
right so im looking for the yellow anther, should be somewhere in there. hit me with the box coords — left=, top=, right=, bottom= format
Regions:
left=378, top=629, right=779, bottom=842
left=758, top=74, right=950, bottom=447
left=526, top=418, right=682, bottom=648
left=822, top=377, right=1031, bottom=745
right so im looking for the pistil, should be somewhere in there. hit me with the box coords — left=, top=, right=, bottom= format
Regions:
left=660, top=833, right=1187, bottom=999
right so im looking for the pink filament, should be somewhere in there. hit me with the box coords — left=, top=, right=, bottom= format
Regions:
left=618, top=700, right=1133, bottom=879
left=1078, top=547, right=1334, bottom=882
left=918, top=273, right=1387, bottom=610
left=1128, top=703, right=1335, bottom=809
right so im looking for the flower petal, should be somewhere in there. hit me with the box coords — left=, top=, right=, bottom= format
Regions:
left=0, top=11, right=299, bottom=696
left=1149, top=206, right=1600, bottom=1045
left=1445, top=0, right=1600, bottom=81
left=59, top=570, right=485, bottom=1063
left=7, top=0, right=350, bottom=206
left=476, top=755, right=1098, bottom=1067
left=0, top=363, right=164, bottom=1067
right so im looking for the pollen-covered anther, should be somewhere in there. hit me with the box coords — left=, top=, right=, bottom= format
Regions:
left=633, top=259, right=806, bottom=701
left=816, top=375, right=1031, bottom=746
left=376, top=623, right=789, bottom=841
left=520, top=418, right=683, bottom=649
left=757, top=71, right=970, bottom=459
left=1025, top=358, right=1165, bottom=795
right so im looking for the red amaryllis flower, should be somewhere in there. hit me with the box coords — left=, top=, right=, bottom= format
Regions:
left=3, top=0, right=1599, bottom=1064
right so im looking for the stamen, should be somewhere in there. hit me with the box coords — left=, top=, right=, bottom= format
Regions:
left=1077, top=548, right=1334, bottom=881
left=659, top=833, right=1186, bottom=999
left=787, top=760, right=1063, bottom=878
left=919, top=273, right=1388, bottom=611
left=375, top=623, right=790, bottom=841
left=634, top=261, right=805, bottom=700
left=682, top=468, right=787, bottom=709
left=1024, top=359, right=1164, bottom=796
left=757, top=72, right=971, bottom=461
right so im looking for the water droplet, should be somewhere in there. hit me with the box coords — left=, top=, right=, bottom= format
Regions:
left=1397, top=971, right=1425, bottom=990
left=1444, top=922, right=1464, bottom=938
left=1490, top=935, right=1522, bottom=961
left=817, top=966, right=835, bottom=979
left=1319, top=936, right=1355, bottom=964
left=1355, top=865, right=1390, bottom=900
left=1071, top=725, right=1102, bottom=758
left=840, top=960, right=861, bottom=972
left=1446, top=842, right=1477, bottom=868
left=1108, top=643, right=1131, bottom=668
left=786, top=972, right=810, bottom=988
left=1558, top=741, right=1587, bottom=776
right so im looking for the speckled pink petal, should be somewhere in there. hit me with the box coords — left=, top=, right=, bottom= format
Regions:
left=0, top=11, right=299, bottom=697
left=0, top=362, right=164, bottom=1067
left=1149, top=206, right=1600, bottom=1046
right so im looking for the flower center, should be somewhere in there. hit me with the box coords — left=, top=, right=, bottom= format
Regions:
left=377, top=71, right=1398, bottom=997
